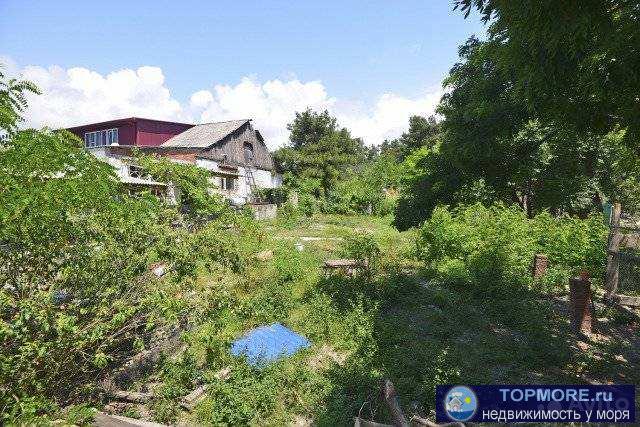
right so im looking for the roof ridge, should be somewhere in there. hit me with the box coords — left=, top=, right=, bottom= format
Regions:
left=195, top=119, right=250, bottom=126
left=160, top=119, right=250, bottom=148
left=66, top=117, right=194, bottom=129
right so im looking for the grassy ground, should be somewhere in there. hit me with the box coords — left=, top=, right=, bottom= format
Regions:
left=95, top=214, right=639, bottom=426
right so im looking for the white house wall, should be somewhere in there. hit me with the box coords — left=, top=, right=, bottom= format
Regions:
left=195, top=158, right=282, bottom=203
left=87, top=147, right=130, bottom=180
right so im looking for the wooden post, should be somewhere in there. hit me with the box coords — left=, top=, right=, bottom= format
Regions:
left=605, top=202, right=622, bottom=295
left=531, top=254, right=548, bottom=279
left=569, top=277, right=592, bottom=334
left=382, top=379, right=410, bottom=427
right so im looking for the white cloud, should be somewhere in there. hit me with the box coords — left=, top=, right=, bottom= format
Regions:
left=337, top=91, right=442, bottom=146
left=189, top=77, right=336, bottom=149
left=19, top=65, right=187, bottom=128
left=7, top=58, right=442, bottom=148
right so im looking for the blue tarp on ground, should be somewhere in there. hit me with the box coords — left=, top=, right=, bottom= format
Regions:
left=230, top=323, right=311, bottom=366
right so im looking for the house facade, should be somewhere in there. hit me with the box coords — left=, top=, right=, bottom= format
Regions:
left=66, top=117, right=281, bottom=204
left=161, top=119, right=282, bottom=204
left=67, top=117, right=194, bottom=148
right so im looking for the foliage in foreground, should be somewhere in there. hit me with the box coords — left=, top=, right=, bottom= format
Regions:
left=0, top=128, right=243, bottom=422
left=0, top=113, right=402, bottom=425
left=0, top=66, right=39, bottom=136
left=135, top=151, right=228, bottom=221
left=417, top=203, right=608, bottom=295
left=455, top=0, right=640, bottom=146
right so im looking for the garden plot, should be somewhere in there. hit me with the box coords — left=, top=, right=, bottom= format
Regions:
left=54, top=214, right=640, bottom=425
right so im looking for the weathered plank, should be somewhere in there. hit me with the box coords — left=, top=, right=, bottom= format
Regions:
left=94, top=412, right=166, bottom=427
left=609, top=293, right=640, bottom=307
left=180, top=384, right=209, bottom=410
left=605, top=203, right=622, bottom=294
left=324, top=259, right=366, bottom=268
left=323, top=259, right=369, bottom=277
left=112, top=390, right=154, bottom=403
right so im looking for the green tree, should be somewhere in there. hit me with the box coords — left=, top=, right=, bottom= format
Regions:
left=0, top=66, right=39, bottom=136
left=393, top=37, right=639, bottom=229
left=0, top=68, right=241, bottom=422
left=287, top=109, right=338, bottom=150
left=394, top=142, right=467, bottom=230
left=395, top=37, right=533, bottom=228
left=0, top=127, right=168, bottom=421
left=274, top=109, right=366, bottom=196
left=437, top=37, right=535, bottom=208
left=455, top=0, right=640, bottom=145
left=330, top=153, right=403, bottom=215
left=381, top=115, right=441, bottom=160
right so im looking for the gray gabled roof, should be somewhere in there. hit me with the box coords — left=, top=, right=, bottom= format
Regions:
left=161, top=119, right=249, bottom=148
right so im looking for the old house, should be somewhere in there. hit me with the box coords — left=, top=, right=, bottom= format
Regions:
left=161, top=119, right=282, bottom=204
left=66, top=117, right=281, bottom=205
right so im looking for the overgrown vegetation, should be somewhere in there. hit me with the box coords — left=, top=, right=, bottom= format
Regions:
left=455, top=0, right=640, bottom=145
left=2, top=2, right=640, bottom=422
left=273, top=23, right=640, bottom=227
left=394, top=37, right=640, bottom=230
left=0, top=123, right=251, bottom=422
left=273, top=109, right=401, bottom=217
left=417, top=203, right=608, bottom=295
left=135, top=151, right=229, bottom=221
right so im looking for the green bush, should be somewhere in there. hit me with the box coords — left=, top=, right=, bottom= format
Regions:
left=531, top=211, right=608, bottom=279
left=0, top=129, right=245, bottom=423
left=277, top=201, right=302, bottom=228
left=193, top=358, right=314, bottom=426
left=417, top=203, right=608, bottom=295
left=435, top=257, right=471, bottom=288
left=135, top=151, right=229, bottom=222
left=340, top=233, right=381, bottom=269
left=65, top=403, right=97, bottom=426
left=298, top=192, right=319, bottom=216
left=254, top=186, right=289, bottom=205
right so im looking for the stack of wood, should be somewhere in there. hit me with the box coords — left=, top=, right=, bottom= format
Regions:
left=323, top=259, right=369, bottom=277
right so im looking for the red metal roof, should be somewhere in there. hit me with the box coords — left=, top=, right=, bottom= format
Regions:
left=65, top=117, right=194, bottom=131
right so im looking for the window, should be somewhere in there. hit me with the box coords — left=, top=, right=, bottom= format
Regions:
left=221, top=176, right=236, bottom=191
left=84, top=128, right=118, bottom=148
left=243, top=142, right=254, bottom=162
left=107, top=128, right=119, bottom=145
left=84, top=132, right=96, bottom=147
left=226, top=177, right=235, bottom=190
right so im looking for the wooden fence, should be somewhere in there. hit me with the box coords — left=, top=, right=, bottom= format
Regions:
left=605, top=203, right=640, bottom=307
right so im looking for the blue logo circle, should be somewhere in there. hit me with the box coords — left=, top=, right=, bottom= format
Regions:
left=444, top=385, right=478, bottom=422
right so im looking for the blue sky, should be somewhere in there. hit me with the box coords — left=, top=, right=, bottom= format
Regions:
left=0, top=1, right=486, bottom=147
